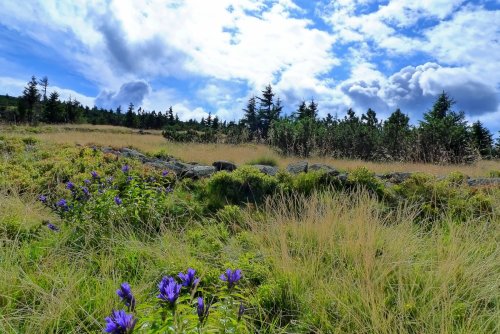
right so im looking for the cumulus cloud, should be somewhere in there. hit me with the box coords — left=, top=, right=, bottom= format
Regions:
left=95, top=81, right=150, bottom=110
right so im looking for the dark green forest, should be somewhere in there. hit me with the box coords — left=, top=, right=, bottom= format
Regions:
left=1, top=76, right=499, bottom=163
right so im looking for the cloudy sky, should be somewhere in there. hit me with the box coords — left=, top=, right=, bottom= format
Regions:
left=1, top=0, right=499, bottom=132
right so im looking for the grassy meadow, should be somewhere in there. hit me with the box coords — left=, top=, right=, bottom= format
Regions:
left=0, top=124, right=499, bottom=333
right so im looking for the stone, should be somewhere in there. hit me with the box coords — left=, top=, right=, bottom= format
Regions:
left=120, top=147, right=148, bottom=162
left=186, top=165, right=216, bottom=179
left=213, top=160, right=237, bottom=172
left=382, top=172, right=412, bottom=184
left=252, top=165, right=279, bottom=176
left=337, top=173, right=348, bottom=183
left=286, top=161, right=308, bottom=174
left=308, top=163, right=339, bottom=176
left=467, top=178, right=500, bottom=187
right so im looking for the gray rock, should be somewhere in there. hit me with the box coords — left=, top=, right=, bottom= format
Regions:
left=467, top=178, right=500, bottom=187
left=162, top=161, right=194, bottom=174
left=252, top=165, right=279, bottom=176
left=120, top=147, right=148, bottom=162
left=213, top=160, right=237, bottom=172
left=382, top=172, right=413, bottom=184
left=337, top=173, right=348, bottom=183
left=286, top=161, right=308, bottom=174
left=102, top=146, right=120, bottom=155
left=308, top=163, right=339, bottom=176
left=183, top=165, right=216, bottom=179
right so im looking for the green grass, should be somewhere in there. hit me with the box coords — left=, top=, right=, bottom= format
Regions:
left=0, top=134, right=499, bottom=333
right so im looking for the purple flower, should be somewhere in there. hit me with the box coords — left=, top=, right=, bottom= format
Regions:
left=121, top=165, right=130, bottom=173
left=46, top=222, right=59, bottom=232
left=220, top=269, right=242, bottom=289
left=91, top=171, right=99, bottom=179
left=114, top=196, right=122, bottom=205
left=238, top=302, right=245, bottom=321
left=197, top=297, right=210, bottom=323
left=39, top=195, right=47, bottom=203
left=178, top=268, right=200, bottom=288
left=104, top=309, right=136, bottom=334
left=126, top=176, right=133, bottom=183
left=81, top=186, right=90, bottom=197
left=157, top=276, right=182, bottom=305
left=66, top=181, right=75, bottom=191
left=116, top=283, right=135, bottom=311
left=57, top=199, right=69, bottom=211
left=162, top=170, right=169, bottom=177
left=84, top=179, right=91, bottom=185
left=165, top=186, right=173, bottom=194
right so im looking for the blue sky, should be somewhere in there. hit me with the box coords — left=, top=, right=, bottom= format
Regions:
left=0, top=0, right=499, bottom=133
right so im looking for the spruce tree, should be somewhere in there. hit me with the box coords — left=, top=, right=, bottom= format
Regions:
left=22, top=76, right=41, bottom=123
left=242, top=96, right=258, bottom=139
left=470, top=120, right=493, bottom=157
left=125, top=103, right=136, bottom=128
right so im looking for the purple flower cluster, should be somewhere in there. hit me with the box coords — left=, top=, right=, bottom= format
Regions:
left=162, top=170, right=169, bottom=177
left=178, top=268, right=200, bottom=288
left=104, top=309, right=136, bottom=334
left=121, top=165, right=130, bottom=173
left=114, top=196, right=122, bottom=205
left=157, top=276, right=182, bottom=305
left=91, top=171, right=99, bottom=179
left=220, top=269, right=242, bottom=289
left=116, top=282, right=135, bottom=311
left=197, top=297, right=210, bottom=323
left=46, top=222, right=59, bottom=232
left=66, top=181, right=75, bottom=191
left=39, top=195, right=47, bottom=203
left=57, top=198, right=69, bottom=211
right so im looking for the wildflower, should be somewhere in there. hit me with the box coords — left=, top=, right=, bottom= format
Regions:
left=106, top=177, right=114, bottom=184
left=126, top=176, right=133, bottom=183
left=162, top=170, right=169, bottom=177
left=39, top=195, right=47, bottom=203
left=157, top=276, right=182, bottom=305
left=81, top=186, right=90, bottom=197
left=121, top=165, right=130, bottom=173
left=84, top=179, right=91, bottom=185
left=114, top=196, right=122, bottom=205
left=116, top=283, right=135, bottom=311
left=197, top=297, right=210, bottom=323
left=66, top=181, right=75, bottom=191
left=91, top=171, right=99, bottom=179
left=237, top=302, right=245, bottom=321
left=220, top=269, right=242, bottom=289
left=165, top=186, right=173, bottom=193
left=178, top=268, right=200, bottom=288
left=104, top=309, right=136, bottom=334
left=57, top=199, right=69, bottom=211
left=46, top=222, right=59, bottom=232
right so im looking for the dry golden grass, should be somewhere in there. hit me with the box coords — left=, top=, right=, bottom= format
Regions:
left=2, top=124, right=499, bottom=177
left=248, top=191, right=500, bottom=332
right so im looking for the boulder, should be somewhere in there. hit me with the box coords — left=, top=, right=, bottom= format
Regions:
left=161, top=161, right=194, bottom=175
left=337, top=173, right=348, bottom=183
left=467, top=178, right=500, bottom=187
left=213, top=160, right=237, bottom=172
left=184, top=166, right=216, bottom=179
left=381, top=172, right=412, bottom=184
left=308, top=163, right=339, bottom=176
left=252, top=165, right=279, bottom=176
left=119, top=147, right=148, bottom=162
left=286, top=161, right=308, bottom=174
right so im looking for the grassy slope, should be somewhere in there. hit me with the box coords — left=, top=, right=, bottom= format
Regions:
left=0, top=127, right=499, bottom=333
left=3, top=123, right=500, bottom=177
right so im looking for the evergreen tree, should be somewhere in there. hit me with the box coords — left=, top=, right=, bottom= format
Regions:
left=382, top=109, right=411, bottom=160
left=242, top=96, right=259, bottom=139
left=38, top=76, right=49, bottom=101
left=125, top=103, right=136, bottom=128
left=22, top=75, right=41, bottom=123
left=167, top=106, right=174, bottom=125
left=296, top=101, right=308, bottom=120
left=257, top=84, right=275, bottom=138
left=44, top=91, right=62, bottom=123
left=470, top=120, right=493, bottom=157
left=307, top=99, right=318, bottom=119
left=418, top=92, right=470, bottom=163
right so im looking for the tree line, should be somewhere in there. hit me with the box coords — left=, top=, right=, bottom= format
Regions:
left=1, top=76, right=499, bottom=163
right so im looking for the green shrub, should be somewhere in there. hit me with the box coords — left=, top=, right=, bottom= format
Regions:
left=246, top=156, right=278, bottom=166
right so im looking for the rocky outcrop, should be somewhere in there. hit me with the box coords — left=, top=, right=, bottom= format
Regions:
left=286, top=161, right=308, bottom=174
left=467, top=178, right=500, bottom=187
left=99, top=146, right=500, bottom=187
